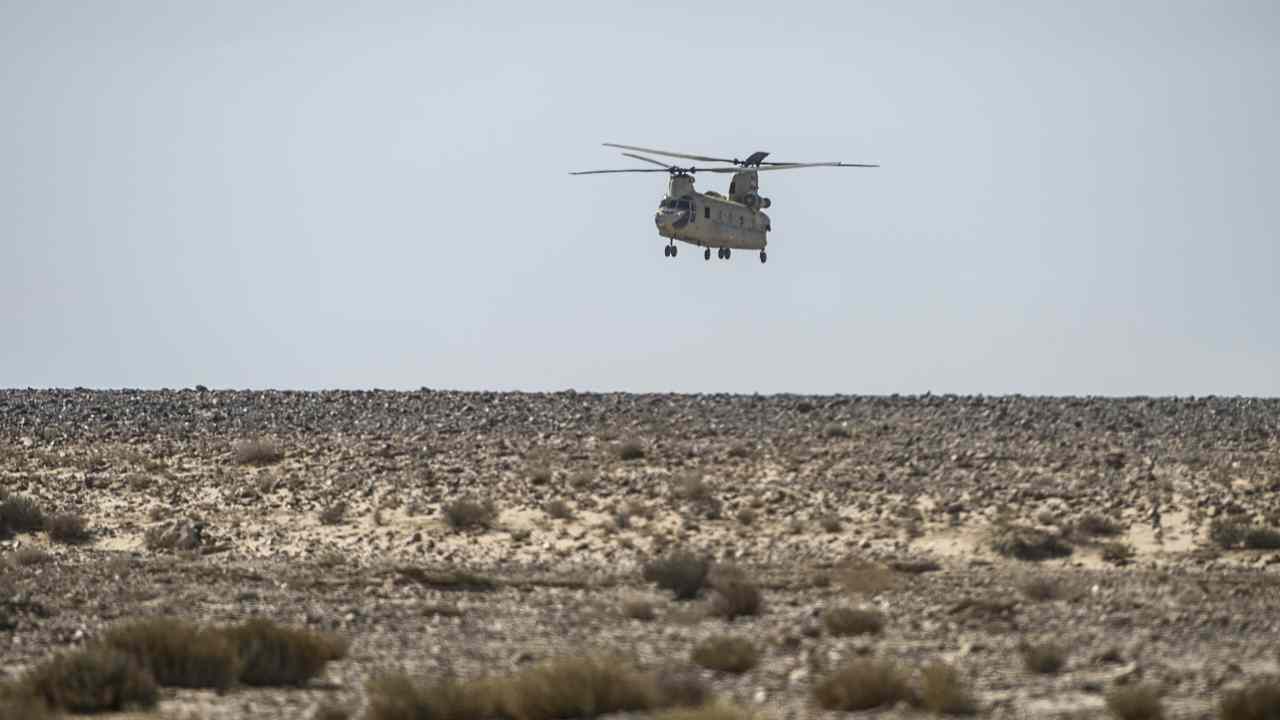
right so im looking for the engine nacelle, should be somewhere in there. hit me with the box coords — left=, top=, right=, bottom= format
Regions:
left=743, top=193, right=771, bottom=210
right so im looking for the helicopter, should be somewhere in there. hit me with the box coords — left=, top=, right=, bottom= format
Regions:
left=570, top=142, right=877, bottom=263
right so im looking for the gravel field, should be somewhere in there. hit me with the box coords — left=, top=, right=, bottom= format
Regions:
left=2, top=390, right=1279, bottom=719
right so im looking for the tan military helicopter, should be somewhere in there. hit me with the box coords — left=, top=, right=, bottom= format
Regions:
left=571, top=142, right=877, bottom=263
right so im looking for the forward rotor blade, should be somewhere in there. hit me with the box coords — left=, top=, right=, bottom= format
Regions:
left=620, top=152, right=673, bottom=169
left=603, top=142, right=736, bottom=165
left=757, top=161, right=880, bottom=168
left=569, top=167, right=674, bottom=175
left=700, top=162, right=876, bottom=173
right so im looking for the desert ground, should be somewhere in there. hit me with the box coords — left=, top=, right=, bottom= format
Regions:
left=1, top=389, right=1278, bottom=719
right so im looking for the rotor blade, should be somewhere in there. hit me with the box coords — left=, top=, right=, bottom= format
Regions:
left=569, top=167, right=674, bottom=175
left=603, top=142, right=737, bottom=165
left=620, top=152, right=674, bottom=169
left=699, top=162, right=876, bottom=173
left=757, top=161, right=880, bottom=168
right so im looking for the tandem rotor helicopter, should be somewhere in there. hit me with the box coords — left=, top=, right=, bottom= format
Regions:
left=571, top=142, right=878, bottom=263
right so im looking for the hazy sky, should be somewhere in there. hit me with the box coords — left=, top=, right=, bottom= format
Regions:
left=3, top=1, right=1277, bottom=395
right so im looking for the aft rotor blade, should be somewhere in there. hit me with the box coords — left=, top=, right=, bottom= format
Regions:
left=603, top=142, right=737, bottom=165
left=569, top=167, right=674, bottom=175
left=620, top=152, right=673, bottom=169
left=756, top=161, right=880, bottom=168
left=700, top=162, right=876, bottom=173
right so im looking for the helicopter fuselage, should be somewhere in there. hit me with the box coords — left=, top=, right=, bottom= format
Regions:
left=654, top=174, right=770, bottom=251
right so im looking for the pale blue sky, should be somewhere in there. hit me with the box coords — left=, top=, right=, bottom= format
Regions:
left=2, top=1, right=1277, bottom=395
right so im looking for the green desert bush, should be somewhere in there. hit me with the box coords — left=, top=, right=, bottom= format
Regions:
left=46, top=513, right=91, bottom=545
left=814, top=658, right=914, bottom=712
left=0, top=495, right=45, bottom=534
left=1219, top=680, right=1280, bottom=720
left=823, top=606, right=886, bottom=636
left=919, top=662, right=978, bottom=715
left=22, top=646, right=157, bottom=714
left=104, top=617, right=240, bottom=690
left=1106, top=682, right=1164, bottom=720
left=691, top=636, right=759, bottom=674
left=442, top=497, right=499, bottom=531
left=643, top=550, right=711, bottom=601
left=223, top=618, right=348, bottom=687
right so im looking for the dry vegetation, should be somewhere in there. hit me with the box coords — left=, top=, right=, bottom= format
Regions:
left=2, top=390, right=1278, bottom=719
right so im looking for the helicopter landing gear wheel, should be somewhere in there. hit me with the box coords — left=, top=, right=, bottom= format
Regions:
left=704, top=248, right=711, bottom=261
left=760, top=250, right=767, bottom=264
left=663, top=245, right=671, bottom=257
left=724, top=248, right=731, bottom=260
left=716, top=248, right=725, bottom=260
left=671, top=244, right=677, bottom=257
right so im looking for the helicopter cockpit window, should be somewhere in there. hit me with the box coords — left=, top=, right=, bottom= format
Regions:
left=675, top=199, right=690, bottom=210
left=660, top=198, right=677, bottom=209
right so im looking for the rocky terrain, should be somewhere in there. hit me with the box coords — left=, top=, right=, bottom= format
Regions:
left=1, top=389, right=1278, bottom=719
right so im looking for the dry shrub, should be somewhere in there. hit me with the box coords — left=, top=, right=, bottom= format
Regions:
left=232, top=439, right=283, bottom=466
left=1219, top=680, right=1280, bottom=720
left=1074, top=513, right=1124, bottom=538
left=919, top=662, right=978, bottom=715
left=617, top=440, right=647, bottom=461
left=443, top=497, right=499, bottom=531
left=691, top=636, right=759, bottom=674
left=318, top=502, right=347, bottom=526
left=8, top=546, right=51, bottom=567
left=823, top=423, right=851, bottom=439
left=528, top=466, right=553, bottom=486
left=674, top=475, right=718, bottom=508
left=1106, top=683, right=1164, bottom=720
left=46, top=513, right=91, bottom=545
left=823, top=606, right=885, bottom=637
left=143, top=519, right=204, bottom=552
left=366, top=655, right=685, bottom=720
left=820, top=514, right=844, bottom=533
left=622, top=598, right=656, bottom=621
left=104, top=617, right=240, bottom=689
left=1020, top=576, right=1062, bottom=602
left=0, top=495, right=45, bottom=534
left=223, top=618, right=348, bottom=687
left=651, top=702, right=757, bottom=720
left=991, top=525, right=1073, bottom=561
left=708, top=570, right=763, bottom=620
left=1244, top=527, right=1280, bottom=550
left=1021, top=642, right=1067, bottom=674
left=655, top=670, right=711, bottom=708
left=1102, top=542, right=1136, bottom=565
left=836, top=559, right=898, bottom=595
left=0, top=691, right=55, bottom=720
left=22, top=646, right=158, bottom=714
left=736, top=508, right=756, bottom=526
left=544, top=499, right=575, bottom=521
left=644, top=550, right=711, bottom=601
left=365, top=674, right=496, bottom=720
left=814, top=658, right=914, bottom=712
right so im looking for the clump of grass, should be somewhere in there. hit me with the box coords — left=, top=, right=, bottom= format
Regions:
left=617, top=440, right=647, bottom=461
left=1074, top=512, right=1124, bottom=538
left=442, top=497, right=499, bottom=531
left=674, top=475, right=718, bottom=509
left=544, top=499, right=575, bottom=521
left=232, top=439, right=283, bottom=466
left=365, top=674, right=496, bottom=720
left=708, top=573, right=763, bottom=620
left=1105, top=683, right=1164, bottom=719
left=919, top=661, right=978, bottom=715
left=691, top=636, right=759, bottom=674
left=103, top=617, right=240, bottom=690
left=223, top=618, right=348, bottom=687
left=643, top=550, right=711, bottom=601
left=1219, top=680, right=1280, bottom=720
left=991, top=525, right=1073, bottom=561
left=1021, top=642, right=1068, bottom=674
left=502, top=656, right=673, bottom=719
left=823, top=606, right=885, bottom=636
left=318, top=501, right=347, bottom=526
left=46, top=513, right=91, bottom=545
left=0, top=495, right=45, bottom=534
left=1209, top=519, right=1249, bottom=548
left=814, top=658, right=914, bottom=711
left=1020, top=576, right=1062, bottom=602
left=837, top=559, right=898, bottom=595
left=622, top=598, right=656, bottom=621
left=22, top=646, right=158, bottom=714
left=528, top=466, right=553, bottom=486
left=736, top=508, right=756, bottom=526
